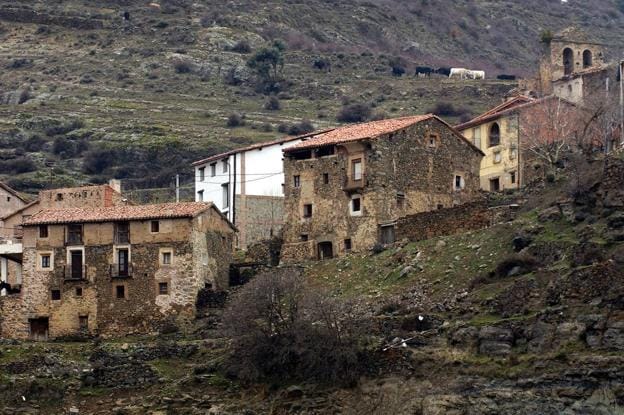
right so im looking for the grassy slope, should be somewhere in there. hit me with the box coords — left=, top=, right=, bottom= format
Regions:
left=1, top=0, right=623, bottom=196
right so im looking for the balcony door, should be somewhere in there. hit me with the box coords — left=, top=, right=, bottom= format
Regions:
left=118, top=248, right=129, bottom=277
left=70, top=250, right=83, bottom=280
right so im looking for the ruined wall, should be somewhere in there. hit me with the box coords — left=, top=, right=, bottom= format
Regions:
left=39, top=185, right=123, bottom=210
left=234, top=195, right=284, bottom=249
left=281, top=118, right=482, bottom=263
left=396, top=201, right=489, bottom=242
left=0, top=186, right=25, bottom=220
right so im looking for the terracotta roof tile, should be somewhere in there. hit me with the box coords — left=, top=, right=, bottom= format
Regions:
left=23, top=202, right=216, bottom=226
left=285, top=114, right=435, bottom=151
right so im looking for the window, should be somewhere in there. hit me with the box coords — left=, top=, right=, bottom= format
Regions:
left=563, top=48, right=574, bottom=75
left=510, top=171, right=517, bottom=184
left=69, top=249, right=84, bottom=280
left=67, top=224, right=83, bottom=245
left=344, top=238, right=352, bottom=252
left=300, top=234, right=309, bottom=242
left=75, top=287, right=83, bottom=297
left=510, top=147, right=518, bottom=160
left=397, top=192, right=405, bottom=209
left=222, top=160, right=228, bottom=173
left=197, top=190, right=204, bottom=202
left=303, top=204, right=313, bottom=218
left=323, top=173, right=329, bottom=184
left=352, top=159, right=362, bottom=181
left=41, top=254, right=51, bottom=269
left=117, top=248, right=129, bottom=277
left=162, top=251, right=172, bottom=265
left=473, top=127, right=481, bottom=149
left=490, top=178, right=501, bottom=192
left=454, top=175, right=465, bottom=191
left=79, top=315, right=88, bottom=331
left=6, top=196, right=10, bottom=202
left=158, top=282, right=169, bottom=295
left=198, top=167, right=205, bottom=181
left=56, top=193, right=63, bottom=201
left=428, top=133, right=439, bottom=148
left=115, top=222, right=130, bottom=244
left=222, top=183, right=229, bottom=209
left=351, top=196, right=362, bottom=215
left=293, top=175, right=301, bottom=188
left=583, top=49, right=592, bottom=68
left=209, top=163, right=217, bottom=177
left=116, top=285, right=126, bottom=299
left=51, top=289, right=61, bottom=301
left=489, top=123, right=500, bottom=147
left=151, top=220, right=160, bottom=233
left=493, top=151, right=502, bottom=164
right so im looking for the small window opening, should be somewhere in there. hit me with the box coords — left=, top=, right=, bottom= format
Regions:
left=489, top=123, right=501, bottom=147
left=116, top=285, right=125, bottom=299
left=300, top=234, right=309, bottom=242
left=41, top=254, right=51, bottom=269
left=316, top=146, right=335, bottom=157
left=158, top=282, right=169, bottom=295
left=51, top=289, right=61, bottom=301
left=210, top=163, right=217, bottom=177
left=454, top=175, right=465, bottom=191
left=79, top=315, right=88, bottom=331
left=75, top=287, right=83, bottom=297
left=510, top=171, right=517, bottom=184
left=344, top=238, right=352, bottom=252
left=303, top=204, right=313, bottom=218
left=198, top=167, right=205, bottom=181
left=293, top=175, right=301, bottom=188
left=351, top=196, right=361, bottom=213
left=151, top=220, right=160, bottom=233
left=323, top=173, right=329, bottom=184
left=162, top=252, right=172, bottom=265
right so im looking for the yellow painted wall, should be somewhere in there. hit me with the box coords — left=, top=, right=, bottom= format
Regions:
left=460, top=115, right=520, bottom=191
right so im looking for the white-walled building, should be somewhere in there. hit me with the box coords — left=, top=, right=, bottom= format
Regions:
left=193, top=131, right=331, bottom=249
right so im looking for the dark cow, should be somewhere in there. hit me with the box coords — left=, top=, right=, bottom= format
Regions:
left=435, top=67, right=451, bottom=76
left=497, top=74, right=517, bottom=80
left=416, top=66, right=433, bottom=77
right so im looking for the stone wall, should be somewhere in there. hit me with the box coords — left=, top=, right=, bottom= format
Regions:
left=0, top=6, right=105, bottom=30
left=234, top=195, right=284, bottom=249
left=281, top=117, right=483, bottom=263
left=39, top=185, right=123, bottom=210
left=0, top=187, right=25, bottom=219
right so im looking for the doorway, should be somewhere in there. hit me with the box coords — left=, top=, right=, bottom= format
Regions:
left=70, top=250, right=83, bottom=280
left=29, top=317, right=49, bottom=341
left=317, top=242, right=334, bottom=260
left=380, top=225, right=396, bottom=245
left=489, top=178, right=501, bottom=192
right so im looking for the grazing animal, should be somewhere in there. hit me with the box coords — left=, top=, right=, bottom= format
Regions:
left=415, top=66, right=433, bottom=77
left=497, top=74, right=517, bottom=80
left=435, top=67, right=451, bottom=76
left=449, top=68, right=468, bottom=79
left=466, top=70, right=485, bottom=80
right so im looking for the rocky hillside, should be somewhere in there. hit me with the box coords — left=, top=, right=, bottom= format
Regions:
left=1, top=0, right=624, bottom=197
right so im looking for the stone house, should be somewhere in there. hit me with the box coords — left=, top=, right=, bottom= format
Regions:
left=0, top=182, right=125, bottom=295
left=280, top=114, right=483, bottom=262
left=0, top=202, right=235, bottom=340
left=456, top=95, right=580, bottom=191
left=193, top=131, right=331, bottom=250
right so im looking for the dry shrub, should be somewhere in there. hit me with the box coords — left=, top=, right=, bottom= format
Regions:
left=222, top=268, right=370, bottom=386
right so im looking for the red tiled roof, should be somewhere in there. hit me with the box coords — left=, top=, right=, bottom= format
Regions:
left=23, top=202, right=217, bottom=226
left=285, top=115, right=436, bottom=152
left=0, top=181, right=28, bottom=203
left=454, top=96, right=576, bottom=131
left=191, top=129, right=334, bottom=167
left=471, top=96, right=533, bottom=121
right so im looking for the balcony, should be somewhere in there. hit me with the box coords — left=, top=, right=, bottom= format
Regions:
left=110, top=263, right=133, bottom=279
left=64, top=265, right=87, bottom=281
left=343, top=174, right=367, bottom=192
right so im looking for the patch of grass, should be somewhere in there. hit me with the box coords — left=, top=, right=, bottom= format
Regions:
left=150, top=358, right=190, bottom=380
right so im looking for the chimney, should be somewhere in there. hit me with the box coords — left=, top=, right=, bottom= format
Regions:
left=109, top=179, right=122, bottom=194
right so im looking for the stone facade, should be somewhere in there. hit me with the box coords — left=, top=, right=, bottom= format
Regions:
left=234, top=195, right=284, bottom=247
left=0, top=183, right=26, bottom=220
left=280, top=116, right=483, bottom=262
left=0, top=205, right=234, bottom=339
left=548, top=28, right=606, bottom=82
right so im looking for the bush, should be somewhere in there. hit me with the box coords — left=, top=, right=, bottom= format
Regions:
left=222, top=269, right=369, bottom=385
left=264, top=96, right=281, bottom=111
left=173, top=59, right=192, bottom=74
left=45, top=119, right=84, bottom=137
left=312, top=58, right=331, bottom=71
left=493, top=254, right=539, bottom=278
left=229, top=40, right=251, bottom=54
left=223, top=68, right=243, bottom=86
left=226, top=113, right=244, bottom=128
left=337, top=103, right=372, bottom=123
left=0, top=157, right=36, bottom=174
left=277, top=123, right=289, bottom=134
left=82, top=147, right=118, bottom=174
left=23, top=135, right=46, bottom=152
left=428, top=102, right=470, bottom=118
left=288, top=120, right=314, bottom=136
left=52, top=137, right=77, bottom=158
